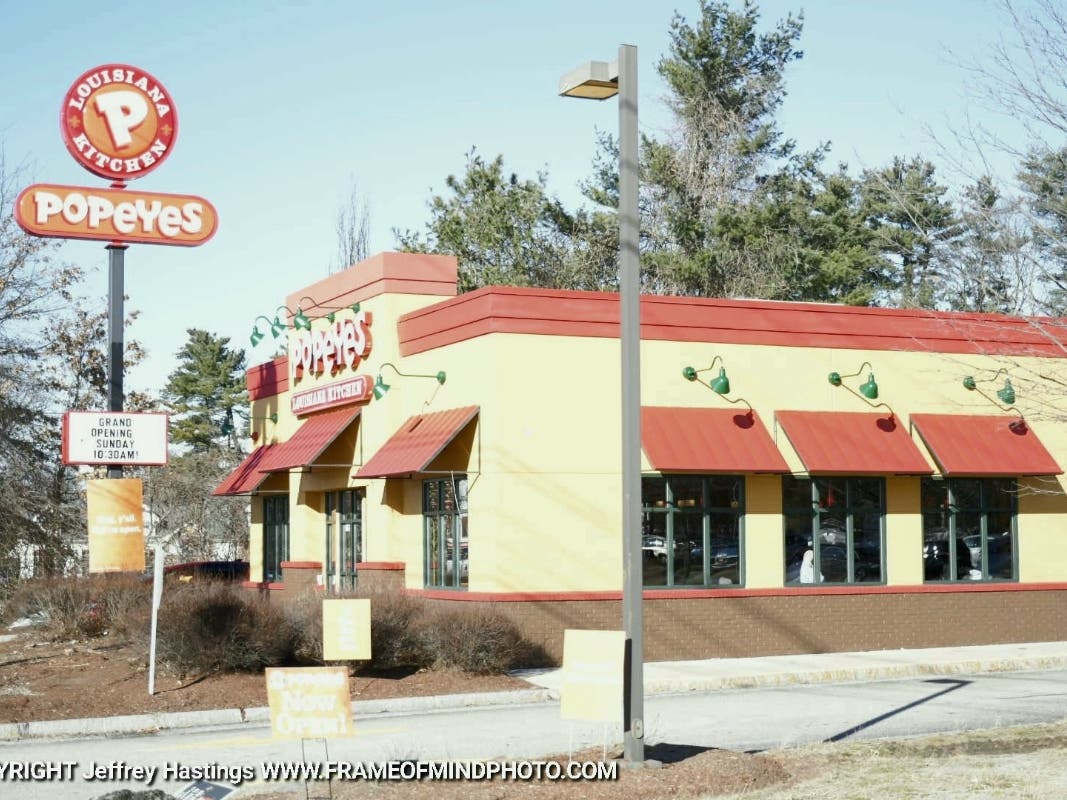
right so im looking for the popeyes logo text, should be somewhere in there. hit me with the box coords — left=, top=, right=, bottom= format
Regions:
left=15, top=184, right=217, bottom=246
left=290, top=310, right=373, bottom=382
left=61, top=64, right=177, bottom=181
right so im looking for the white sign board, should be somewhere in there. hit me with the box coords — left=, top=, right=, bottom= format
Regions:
left=560, top=629, right=626, bottom=723
left=62, top=411, right=169, bottom=466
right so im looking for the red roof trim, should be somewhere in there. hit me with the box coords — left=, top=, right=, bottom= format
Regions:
left=356, top=405, right=479, bottom=478
left=247, top=357, right=288, bottom=401
left=911, top=413, right=1062, bottom=477
left=776, top=410, right=934, bottom=475
left=259, top=406, right=361, bottom=473
left=397, top=286, right=1067, bottom=358
left=212, top=445, right=277, bottom=496
left=642, top=406, right=789, bottom=473
left=280, top=561, right=321, bottom=569
left=405, top=583, right=1067, bottom=601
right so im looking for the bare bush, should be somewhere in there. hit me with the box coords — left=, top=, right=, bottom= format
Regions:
left=289, top=591, right=547, bottom=675
left=417, top=606, right=546, bottom=675
left=289, top=589, right=430, bottom=671
left=3, top=575, right=151, bottom=640
left=156, top=583, right=297, bottom=676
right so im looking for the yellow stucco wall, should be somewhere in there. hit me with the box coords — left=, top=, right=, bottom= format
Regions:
left=245, top=285, right=1067, bottom=593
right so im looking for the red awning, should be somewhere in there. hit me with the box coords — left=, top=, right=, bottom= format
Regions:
left=911, top=413, right=1062, bottom=477
left=776, top=410, right=933, bottom=475
left=356, top=406, right=478, bottom=478
left=641, top=407, right=789, bottom=473
left=213, top=445, right=277, bottom=496
left=258, top=406, right=361, bottom=473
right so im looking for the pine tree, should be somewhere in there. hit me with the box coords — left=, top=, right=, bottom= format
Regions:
left=162, top=330, right=247, bottom=452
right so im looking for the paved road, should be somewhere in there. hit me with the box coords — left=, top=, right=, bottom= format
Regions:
left=2, top=669, right=1067, bottom=799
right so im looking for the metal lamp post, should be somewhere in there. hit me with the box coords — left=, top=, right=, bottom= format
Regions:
left=560, top=44, right=643, bottom=765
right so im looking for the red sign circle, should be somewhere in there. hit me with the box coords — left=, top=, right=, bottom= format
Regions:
left=60, top=64, right=178, bottom=182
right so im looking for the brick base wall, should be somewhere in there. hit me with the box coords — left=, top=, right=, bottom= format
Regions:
left=416, top=587, right=1067, bottom=664
left=355, top=567, right=405, bottom=592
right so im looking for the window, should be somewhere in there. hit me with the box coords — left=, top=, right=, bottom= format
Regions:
left=783, top=477, right=884, bottom=584
left=641, top=475, right=744, bottom=588
left=423, top=475, right=468, bottom=589
left=325, top=489, right=363, bottom=592
left=921, top=478, right=1016, bottom=582
left=262, top=496, right=289, bottom=583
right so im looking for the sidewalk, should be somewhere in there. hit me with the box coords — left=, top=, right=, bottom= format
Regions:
left=2, top=641, right=1066, bottom=742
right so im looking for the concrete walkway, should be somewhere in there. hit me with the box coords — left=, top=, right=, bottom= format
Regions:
left=2, top=641, right=1066, bottom=742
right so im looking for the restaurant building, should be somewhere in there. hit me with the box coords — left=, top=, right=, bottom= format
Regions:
left=216, top=251, right=1067, bottom=662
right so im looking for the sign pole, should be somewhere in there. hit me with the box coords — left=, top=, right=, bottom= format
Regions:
left=148, top=542, right=164, bottom=695
left=106, top=240, right=127, bottom=479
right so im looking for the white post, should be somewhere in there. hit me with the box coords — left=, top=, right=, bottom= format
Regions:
left=148, top=543, right=164, bottom=695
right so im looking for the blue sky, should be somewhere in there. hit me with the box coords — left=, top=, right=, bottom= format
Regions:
left=0, top=0, right=1030, bottom=397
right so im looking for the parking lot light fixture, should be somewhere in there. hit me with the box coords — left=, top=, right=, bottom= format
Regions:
left=561, top=44, right=644, bottom=766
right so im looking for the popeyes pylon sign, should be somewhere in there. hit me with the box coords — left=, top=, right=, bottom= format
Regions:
left=13, top=63, right=218, bottom=246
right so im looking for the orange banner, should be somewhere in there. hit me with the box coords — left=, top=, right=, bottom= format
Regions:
left=87, top=478, right=145, bottom=573
left=15, top=183, right=217, bottom=246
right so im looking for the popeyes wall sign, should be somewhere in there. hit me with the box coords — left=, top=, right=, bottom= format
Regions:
left=290, top=310, right=373, bottom=382
left=288, top=310, right=374, bottom=415
left=12, top=63, right=217, bottom=247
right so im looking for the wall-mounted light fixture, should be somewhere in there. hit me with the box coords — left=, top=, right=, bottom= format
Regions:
left=373, top=362, right=446, bottom=401
left=828, top=361, right=894, bottom=415
left=249, top=313, right=287, bottom=347
left=963, top=368, right=1022, bottom=419
left=252, top=413, right=278, bottom=423
left=682, top=356, right=752, bottom=410
left=249, top=299, right=363, bottom=346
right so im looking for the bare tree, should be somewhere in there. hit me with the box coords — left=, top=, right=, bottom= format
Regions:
left=333, top=179, right=370, bottom=273
left=962, top=0, right=1067, bottom=145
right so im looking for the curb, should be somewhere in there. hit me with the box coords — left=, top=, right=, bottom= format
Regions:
left=636, top=655, right=1067, bottom=694
left=2, top=654, right=1065, bottom=743
left=0, top=688, right=557, bottom=743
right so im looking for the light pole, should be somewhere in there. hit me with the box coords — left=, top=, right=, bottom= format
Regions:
left=560, top=44, right=643, bottom=765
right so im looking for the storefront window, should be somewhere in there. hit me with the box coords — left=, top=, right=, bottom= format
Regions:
left=921, top=478, right=1016, bottom=582
left=783, top=477, right=884, bottom=585
left=641, top=475, right=743, bottom=588
left=263, top=495, right=289, bottom=583
left=423, top=475, right=468, bottom=589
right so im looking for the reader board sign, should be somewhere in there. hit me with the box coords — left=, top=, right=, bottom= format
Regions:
left=559, top=629, right=626, bottom=723
left=87, top=478, right=145, bottom=573
left=266, top=666, right=354, bottom=739
left=322, top=598, right=372, bottom=661
left=62, top=411, right=169, bottom=466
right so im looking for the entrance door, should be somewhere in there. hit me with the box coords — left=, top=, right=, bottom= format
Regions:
left=326, top=489, right=363, bottom=592
left=338, top=489, right=363, bottom=591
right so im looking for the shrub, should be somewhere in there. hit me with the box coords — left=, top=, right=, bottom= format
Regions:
left=417, top=606, right=538, bottom=675
left=3, top=575, right=151, bottom=640
left=289, top=589, right=431, bottom=671
left=156, top=583, right=298, bottom=676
